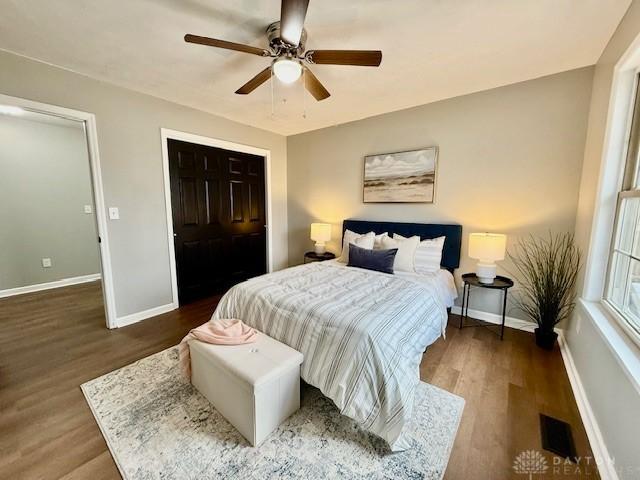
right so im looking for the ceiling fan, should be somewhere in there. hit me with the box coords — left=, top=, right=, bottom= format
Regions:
left=184, top=0, right=382, bottom=101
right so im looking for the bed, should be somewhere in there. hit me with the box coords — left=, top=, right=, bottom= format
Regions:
left=211, top=219, right=462, bottom=451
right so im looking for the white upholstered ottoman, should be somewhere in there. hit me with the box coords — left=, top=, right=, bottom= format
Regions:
left=189, top=332, right=304, bottom=446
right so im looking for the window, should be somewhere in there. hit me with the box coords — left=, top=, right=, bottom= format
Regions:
left=606, top=73, right=640, bottom=341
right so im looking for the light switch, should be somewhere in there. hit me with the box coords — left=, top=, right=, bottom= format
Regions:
left=42, top=258, right=52, bottom=268
left=108, top=207, right=120, bottom=220
left=84, top=205, right=93, bottom=214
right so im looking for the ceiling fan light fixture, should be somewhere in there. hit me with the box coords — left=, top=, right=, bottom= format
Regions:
left=272, top=58, right=302, bottom=84
left=184, top=0, right=381, bottom=100
left=0, top=105, right=24, bottom=116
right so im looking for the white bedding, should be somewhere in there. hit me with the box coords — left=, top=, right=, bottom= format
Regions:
left=211, top=261, right=454, bottom=451
left=324, top=259, right=458, bottom=308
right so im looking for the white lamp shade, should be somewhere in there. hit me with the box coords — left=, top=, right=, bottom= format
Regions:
left=273, top=58, right=302, bottom=84
left=0, top=105, right=24, bottom=115
left=310, top=223, right=332, bottom=243
left=468, top=233, right=506, bottom=262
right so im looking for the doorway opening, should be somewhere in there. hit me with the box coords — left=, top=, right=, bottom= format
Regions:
left=0, top=93, right=116, bottom=328
left=161, top=129, right=272, bottom=306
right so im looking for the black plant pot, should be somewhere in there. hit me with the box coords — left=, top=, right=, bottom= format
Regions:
left=535, top=328, right=558, bottom=351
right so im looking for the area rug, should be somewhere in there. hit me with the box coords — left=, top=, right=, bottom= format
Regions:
left=81, top=347, right=464, bottom=480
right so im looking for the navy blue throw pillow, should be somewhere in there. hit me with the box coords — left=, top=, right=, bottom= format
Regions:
left=348, top=243, right=398, bottom=274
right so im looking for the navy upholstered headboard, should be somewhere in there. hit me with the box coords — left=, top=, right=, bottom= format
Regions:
left=342, top=219, right=462, bottom=273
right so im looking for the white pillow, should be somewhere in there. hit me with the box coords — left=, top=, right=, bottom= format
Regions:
left=373, top=232, right=389, bottom=250
left=395, top=234, right=446, bottom=274
left=381, top=234, right=420, bottom=272
left=338, top=230, right=375, bottom=263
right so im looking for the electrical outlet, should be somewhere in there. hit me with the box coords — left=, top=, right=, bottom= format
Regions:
left=42, top=258, right=52, bottom=268
left=84, top=205, right=93, bottom=214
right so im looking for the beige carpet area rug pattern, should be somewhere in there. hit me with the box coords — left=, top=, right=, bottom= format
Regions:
left=81, top=347, right=464, bottom=480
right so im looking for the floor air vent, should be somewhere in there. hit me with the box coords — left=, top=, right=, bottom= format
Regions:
left=540, top=414, right=577, bottom=461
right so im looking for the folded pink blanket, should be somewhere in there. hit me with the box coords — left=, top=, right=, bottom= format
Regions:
left=179, top=319, right=258, bottom=380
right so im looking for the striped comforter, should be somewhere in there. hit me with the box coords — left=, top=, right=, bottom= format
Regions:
left=211, top=261, right=448, bottom=451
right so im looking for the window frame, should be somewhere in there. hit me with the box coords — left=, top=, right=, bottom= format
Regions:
left=604, top=70, right=640, bottom=348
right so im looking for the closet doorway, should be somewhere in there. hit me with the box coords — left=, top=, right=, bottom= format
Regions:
left=161, top=130, right=272, bottom=305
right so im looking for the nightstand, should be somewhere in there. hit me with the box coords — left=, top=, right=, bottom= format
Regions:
left=459, top=273, right=514, bottom=340
left=304, top=251, right=336, bottom=263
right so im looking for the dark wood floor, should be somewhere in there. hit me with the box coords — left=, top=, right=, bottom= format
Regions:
left=0, top=282, right=597, bottom=479
left=423, top=321, right=598, bottom=479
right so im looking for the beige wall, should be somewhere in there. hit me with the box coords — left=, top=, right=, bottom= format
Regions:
left=0, top=50, right=287, bottom=319
left=0, top=115, right=100, bottom=290
left=287, top=67, right=593, bottom=317
left=568, top=1, right=640, bottom=478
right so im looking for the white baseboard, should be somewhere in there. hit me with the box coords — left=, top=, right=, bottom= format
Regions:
left=450, top=305, right=536, bottom=332
left=115, top=302, right=178, bottom=328
left=0, top=273, right=102, bottom=299
left=557, top=333, right=619, bottom=480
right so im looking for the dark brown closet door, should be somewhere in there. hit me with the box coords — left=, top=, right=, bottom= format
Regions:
left=168, top=139, right=266, bottom=304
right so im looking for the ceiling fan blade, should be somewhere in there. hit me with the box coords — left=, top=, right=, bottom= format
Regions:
left=184, top=34, right=270, bottom=57
left=305, top=50, right=382, bottom=67
left=235, top=66, right=272, bottom=95
left=304, top=67, right=330, bottom=101
left=280, top=0, right=309, bottom=47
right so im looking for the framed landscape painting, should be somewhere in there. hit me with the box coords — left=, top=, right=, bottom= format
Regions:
left=363, top=147, right=438, bottom=203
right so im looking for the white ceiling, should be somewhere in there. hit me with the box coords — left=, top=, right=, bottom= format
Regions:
left=0, top=0, right=630, bottom=136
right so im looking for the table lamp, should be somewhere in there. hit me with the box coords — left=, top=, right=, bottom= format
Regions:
left=310, top=223, right=331, bottom=254
left=468, top=233, right=507, bottom=284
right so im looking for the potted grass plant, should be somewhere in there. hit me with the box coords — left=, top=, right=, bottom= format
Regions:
left=508, top=233, right=581, bottom=350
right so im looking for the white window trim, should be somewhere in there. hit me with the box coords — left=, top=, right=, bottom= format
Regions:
left=580, top=300, right=640, bottom=394
left=603, top=298, right=640, bottom=352
left=581, top=31, right=640, bottom=388
left=583, top=57, right=640, bottom=302
left=602, top=68, right=640, bottom=347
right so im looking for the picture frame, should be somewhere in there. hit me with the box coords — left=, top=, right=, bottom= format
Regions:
left=363, top=147, right=438, bottom=203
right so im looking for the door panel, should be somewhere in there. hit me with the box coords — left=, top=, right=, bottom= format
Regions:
left=180, top=240, right=202, bottom=299
left=168, top=139, right=267, bottom=304
left=230, top=181, right=245, bottom=223
left=205, top=238, right=224, bottom=292
left=248, top=183, right=261, bottom=222
left=247, top=232, right=267, bottom=277
left=230, top=234, right=249, bottom=278
left=204, top=154, right=218, bottom=173
left=177, top=150, right=195, bottom=169
left=247, top=159, right=260, bottom=176
left=229, top=157, right=243, bottom=175
left=204, top=179, right=220, bottom=225
left=179, top=178, right=199, bottom=226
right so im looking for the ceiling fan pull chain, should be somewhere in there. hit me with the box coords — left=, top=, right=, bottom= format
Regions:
left=270, top=66, right=275, bottom=118
left=302, top=68, right=307, bottom=119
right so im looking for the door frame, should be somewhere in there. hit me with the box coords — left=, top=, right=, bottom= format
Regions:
left=0, top=93, right=117, bottom=328
left=160, top=128, right=273, bottom=307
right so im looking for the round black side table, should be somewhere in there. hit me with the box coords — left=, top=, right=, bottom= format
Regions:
left=304, top=251, right=336, bottom=263
left=459, top=273, right=514, bottom=340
